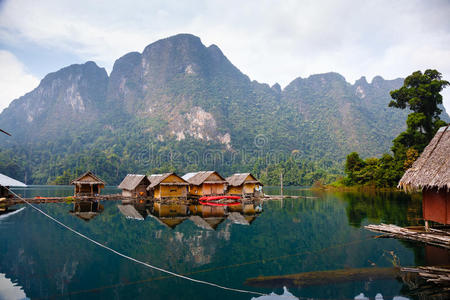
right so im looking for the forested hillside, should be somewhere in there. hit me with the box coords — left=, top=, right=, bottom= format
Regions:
left=1, top=34, right=447, bottom=185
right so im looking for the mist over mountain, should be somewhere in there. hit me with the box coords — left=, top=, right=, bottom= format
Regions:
left=0, top=34, right=447, bottom=184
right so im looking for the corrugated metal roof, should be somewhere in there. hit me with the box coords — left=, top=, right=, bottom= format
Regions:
left=0, top=173, right=26, bottom=187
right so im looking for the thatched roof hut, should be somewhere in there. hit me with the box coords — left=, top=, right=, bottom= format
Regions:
left=71, top=171, right=105, bottom=197
left=147, top=173, right=188, bottom=200
left=226, top=173, right=263, bottom=196
left=118, top=174, right=150, bottom=198
left=398, top=126, right=450, bottom=192
left=398, top=125, right=450, bottom=226
left=226, top=173, right=262, bottom=187
left=182, top=171, right=227, bottom=196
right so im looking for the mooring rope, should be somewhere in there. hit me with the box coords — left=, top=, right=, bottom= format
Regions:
left=6, top=188, right=266, bottom=297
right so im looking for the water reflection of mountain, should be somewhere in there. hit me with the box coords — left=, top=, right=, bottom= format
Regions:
left=0, top=189, right=441, bottom=300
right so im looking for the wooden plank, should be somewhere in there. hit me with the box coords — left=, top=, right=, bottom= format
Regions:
left=365, top=223, right=450, bottom=249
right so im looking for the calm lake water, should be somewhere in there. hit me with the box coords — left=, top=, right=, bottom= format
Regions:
left=0, top=186, right=445, bottom=299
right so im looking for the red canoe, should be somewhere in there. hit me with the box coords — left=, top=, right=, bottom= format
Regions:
left=199, top=200, right=241, bottom=206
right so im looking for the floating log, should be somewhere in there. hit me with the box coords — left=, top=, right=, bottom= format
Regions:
left=245, top=267, right=399, bottom=288
left=365, top=224, right=450, bottom=249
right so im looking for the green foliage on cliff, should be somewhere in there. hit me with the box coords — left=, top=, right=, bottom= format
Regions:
left=340, top=69, right=449, bottom=188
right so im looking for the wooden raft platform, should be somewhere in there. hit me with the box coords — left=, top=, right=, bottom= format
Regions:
left=3, top=194, right=126, bottom=205
left=365, top=224, right=450, bottom=249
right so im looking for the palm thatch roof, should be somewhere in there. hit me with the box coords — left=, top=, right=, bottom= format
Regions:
left=147, top=173, right=188, bottom=190
left=0, top=173, right=26, bottom=187
left=118, top=174, right=149, bottom=190
left=226, top=173, right=262, bottom=186
left=398, top=125, right=450, bottom=192
left=71, top=171, right=105, bottom=185
left=181, top=171, right=226, bottom=185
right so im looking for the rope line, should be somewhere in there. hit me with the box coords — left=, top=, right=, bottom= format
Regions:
left=38, top=236, right=375, bottom=299
left=6, top=188, right=266, bottom=297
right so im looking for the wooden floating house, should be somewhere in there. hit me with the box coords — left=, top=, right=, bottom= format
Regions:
left=398, top=125, right=450, bottom=228
left=71, top=171, right=105, bottom=197
left=147, top=173, right=189, bottom=200
left=226, top=173, right=263, bottom=197
left=0, top=173, right=26, bottom=199
left=118, top=174, right=151, bottom=198
left=182, top=171, right=227, bottom=197
left=0, top=173, right=26, bottom=211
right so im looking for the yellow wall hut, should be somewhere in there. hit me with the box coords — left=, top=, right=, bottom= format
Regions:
left=226, top=173, right=263, bottom=197
left=147, top=173, right=189, bottom=200
left=182, top=171, right=227, bottom=197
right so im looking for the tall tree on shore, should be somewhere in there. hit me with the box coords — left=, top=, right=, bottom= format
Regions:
left=389, top=69, right=449, bottom=159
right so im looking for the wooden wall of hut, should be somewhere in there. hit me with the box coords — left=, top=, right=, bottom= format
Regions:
left=423, top=188, right=450, bottom=225
left=0, top=186, right=10, bottom=198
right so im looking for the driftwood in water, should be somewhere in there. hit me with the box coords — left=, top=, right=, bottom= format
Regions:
left=400, top=266, right=450, bottom=298
left=365, top=224, right=450, bottom=249
left=245, top=267, right=398, bottom=288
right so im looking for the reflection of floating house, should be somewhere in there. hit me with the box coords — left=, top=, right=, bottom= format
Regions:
left=147, top=173, right=189, bottom=200
left=71, top=171, right=105, bottom=197
left=69, top=201, right=104, bottom=222
left=151, top=203, right=188, bottom=228
left=399, top=126, right=450, bottom=228
left=182, top=171, right=227, bottom=197
left=118, top=174, right=151, bottom=198
left=226, top=173, right=263, bottom=197
left=0, top=173, right=26, bottom=199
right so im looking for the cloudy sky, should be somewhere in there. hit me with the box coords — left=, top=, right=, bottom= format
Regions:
left=1, top=0, right=449, bottom=113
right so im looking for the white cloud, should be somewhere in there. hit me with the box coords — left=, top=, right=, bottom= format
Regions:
left=0, top=0, right=449, bottom=111
left=0, top=50, right=39, bottom=112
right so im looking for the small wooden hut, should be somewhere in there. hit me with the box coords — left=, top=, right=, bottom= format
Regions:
left=182, top=171, right=227, bottom=197
left=0, top=173, right=26, bottom=198
left=226, top=173, right=263, bottom=197
left=147, top=173, right=189, bottom=200
left=398, top=125, right=450, bottom=228
left=118, top=174, right=150, bottom=198
left=71, top=171, right=105, bottom=197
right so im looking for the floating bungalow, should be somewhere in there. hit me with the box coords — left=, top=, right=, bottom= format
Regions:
left=118, top=174, right=151, bottom=198
left=0, top=173, right=26, bottom=199
left=71, top=171, right=105, bottom=197
left=182, top=171, right=227, bottom=197
left=147, top=173, right=189, bottom=200
left=0, top=173, right=26, bottom=212
left=226, top=173, right=263, bottom=197
left=398, top=125, right=450, bottom=229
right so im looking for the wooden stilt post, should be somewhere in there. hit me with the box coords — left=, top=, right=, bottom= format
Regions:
left=280, top=171, right=283, bottom=208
